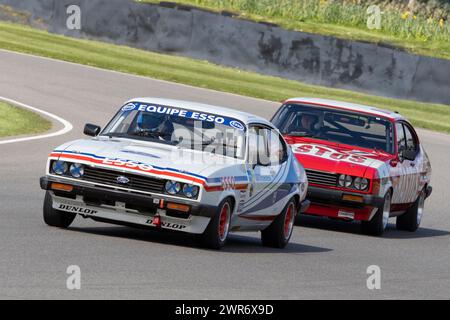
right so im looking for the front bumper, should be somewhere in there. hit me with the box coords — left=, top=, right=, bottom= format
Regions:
left=303, top=187, right=384, bottom=221
left=307, top=187, right=385, bottom=208
left=40, top=176, right=214, bottom=234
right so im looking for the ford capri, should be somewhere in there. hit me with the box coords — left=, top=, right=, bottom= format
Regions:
left=272, top=98, right=432, bottom=236
left=40, top=98, right=309, bottom=249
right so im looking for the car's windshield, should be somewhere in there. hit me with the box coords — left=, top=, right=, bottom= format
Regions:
left=272, top=104, right=395, bottom=154
left=102, top=102, right=247, bottom=159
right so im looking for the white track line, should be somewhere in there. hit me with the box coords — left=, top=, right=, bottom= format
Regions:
left=0, top=96, right=73, bottom=145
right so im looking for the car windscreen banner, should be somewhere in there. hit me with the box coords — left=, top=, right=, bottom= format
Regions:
left=121, top=102, right=246, bottom=131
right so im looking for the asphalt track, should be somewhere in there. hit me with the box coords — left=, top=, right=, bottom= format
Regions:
left=0, top=49, right=449, bottom=299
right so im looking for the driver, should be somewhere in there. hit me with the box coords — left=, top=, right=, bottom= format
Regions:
left=300, top=113, right=320, bottom=135
left=135, top=112, right=174, bottom=141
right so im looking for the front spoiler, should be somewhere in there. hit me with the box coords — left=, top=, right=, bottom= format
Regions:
left=40, top=176, right=215, bottom=218
left=307, top=186, right=385, bottom=208
left=50, top=195, right=211, bottom=234
left=40, top=176, right=216, bottom=234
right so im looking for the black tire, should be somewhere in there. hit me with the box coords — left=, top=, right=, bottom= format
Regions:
left=361, top=192, right=391, bottom=236
left=43, top=191, right=76, bottom=228
left=396, top=189, right=425, bottom=232
left=199, top=198, right=232, bottom=250
left=261, top=198, right=296, bottom=248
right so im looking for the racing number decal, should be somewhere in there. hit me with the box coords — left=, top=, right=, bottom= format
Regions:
left=221, top=176, right=236, bottom=191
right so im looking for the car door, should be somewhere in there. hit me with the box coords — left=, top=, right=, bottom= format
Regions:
left=392, top=122, right=420, bottom=206
left=265, top=128, right=290, bottom=215
left=402, top=122, right=421, bottom=203
left=242, top=125, right=277, bottom=215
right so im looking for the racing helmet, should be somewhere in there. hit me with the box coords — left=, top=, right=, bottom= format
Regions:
left=136, top=112, right=165, bottom=130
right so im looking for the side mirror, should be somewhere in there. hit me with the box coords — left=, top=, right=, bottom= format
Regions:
left=84, top=124, right=101, bottom=137
left=403, top=149, right=416, bottom=161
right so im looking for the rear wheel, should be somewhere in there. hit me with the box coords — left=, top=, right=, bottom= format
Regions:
left=261, top=199, right=296, bottom=248
left=43, top=191, right=76, bottom=228
left=361, top=192, right=391, bottom=236
left=396, top=189, right=425, bottom=232
left=200, top=199, right=232, bottom=250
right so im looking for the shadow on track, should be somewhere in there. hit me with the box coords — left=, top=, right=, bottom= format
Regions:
left=68, top=225, right=332, bottom=254
left=296, top=215, right=450, bottom=239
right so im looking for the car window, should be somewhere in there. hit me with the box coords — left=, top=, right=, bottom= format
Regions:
left=248, top=125, right=280, bottom=166
left=102, top=103, right=247, bottom=159
left=272, top=104, right=394, bottom=153
left=403, top=123, right=418, bottom=153
left=267, top=130, right=288, bottom=165
left=396, top=122, right=406, bottom=152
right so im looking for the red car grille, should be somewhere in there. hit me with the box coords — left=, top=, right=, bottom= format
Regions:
left=305, top=169, right=338, bottom=187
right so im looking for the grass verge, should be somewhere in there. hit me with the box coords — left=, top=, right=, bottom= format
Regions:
left=0, top=101, right=52, bottom=138
left=0, top=21, right=449, bottom=133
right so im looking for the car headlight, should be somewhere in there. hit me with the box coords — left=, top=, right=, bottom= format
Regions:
left=165, top=180, right=181, bottom=195
left=69, top=163, right=84, bottom=178
left=354, top=177, right=369, bottom=190
left=52, top=161, right=68, bottom=175
left=182, top=184, right=199, bottom=198
left=338, top=174, right=353, bottom=188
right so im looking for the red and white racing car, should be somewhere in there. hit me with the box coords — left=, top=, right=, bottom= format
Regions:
left=272, top=98, right=432, bottom=236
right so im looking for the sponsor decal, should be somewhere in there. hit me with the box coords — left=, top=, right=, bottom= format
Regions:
left=229, top=120, right=245, bottom=131
left=121, top=102, right=246, bottom=131
left=293, top=144, right=372, bottom=165
left=102, top=158, right=153, bottom=172
left=121, top=103, right=137, bottom=111
left=58, top=204, right=97, bottom=215
left=145, top=219, right=187, bottom=230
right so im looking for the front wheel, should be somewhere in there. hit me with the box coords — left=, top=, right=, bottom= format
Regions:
left=43, top=191, right=76, bottom=228
left=396, top=189, right=425, bottom=232
left=261, top=198, right=296, bottom=248
left=361, top=192, right=391, bottom=236
left=199, top=199, right=232, bottom=250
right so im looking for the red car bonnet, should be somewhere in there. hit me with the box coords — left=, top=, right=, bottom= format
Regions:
left=285, top=136, right=394, bottom=178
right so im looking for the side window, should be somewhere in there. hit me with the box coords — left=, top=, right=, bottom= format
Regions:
left=247, top=126, right=286, bottom=166
left=267, top=130, right=288, bottom=165
left=247, top=126, right=269, bottom=166
left=404, top=124, right=418, bottom=154
left=396, top=123, right=406, bottom=153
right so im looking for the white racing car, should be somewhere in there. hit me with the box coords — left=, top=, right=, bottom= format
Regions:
left=40, top=98, right=309, bottom=249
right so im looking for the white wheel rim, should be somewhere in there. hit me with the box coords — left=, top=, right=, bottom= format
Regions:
left=382, top=193, right=391, bottom=230
left=417, top=192, right=425, bottom=225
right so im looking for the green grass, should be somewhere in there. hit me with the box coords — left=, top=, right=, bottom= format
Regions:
left=140, top=0, right=450, bottom=60
left=0, top=101, right=52, bottom=138
left=0, top=21, right=449, bottom=134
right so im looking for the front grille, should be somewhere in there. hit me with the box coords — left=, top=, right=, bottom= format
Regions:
left=82, top=166, right=165, bottom=193
left=305, top=169, right=338, bottom=187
